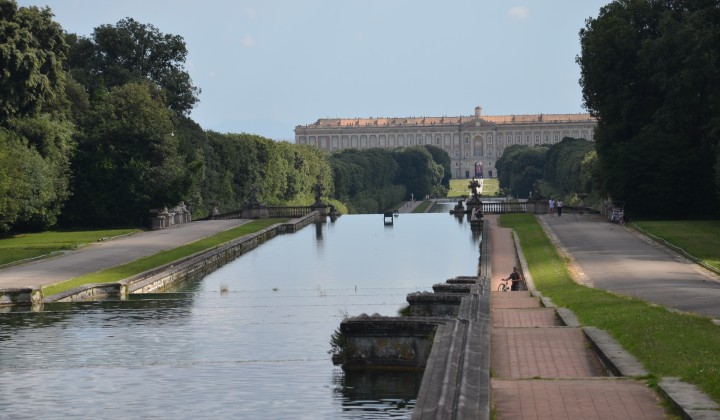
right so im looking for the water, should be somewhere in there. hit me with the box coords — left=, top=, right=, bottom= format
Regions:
left=0, top=211, right=479, bottom=419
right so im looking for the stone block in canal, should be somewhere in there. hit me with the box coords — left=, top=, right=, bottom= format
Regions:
left=445, top=276, right=478, bottom=285
left=405, top=291, right=466, bottom=317
left=432, top=282, right=473, bottom=294
left=336, top=315, right=440, bottom=369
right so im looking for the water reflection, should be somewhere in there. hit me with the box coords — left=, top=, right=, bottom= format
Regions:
left=335, top=369, right=423, bottom=417
left=0, top=213, right=478, bottom=419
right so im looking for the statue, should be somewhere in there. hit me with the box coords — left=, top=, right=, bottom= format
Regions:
left=313, top=183, right=323, bottom=202
left=245, top=185, right=263, bottom=209
left=467, top=179, right=482, bottom=204
left=466, top=178, right=483, bottom=221
left=312, top=182, right=325, bottom=207
left=530, top=180, right=545, bottom=200
left=241, top=185, right=268, bottom=219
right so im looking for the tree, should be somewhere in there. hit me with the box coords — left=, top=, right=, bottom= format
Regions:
left=543, top=138, right=595, bottom=196
left=578, top=0, right=720, bottom=217
left=63, top=82, right=186, bottom=226
left=496, top=145, right=548, bottom=198
left=0, top=2, right=78, bottom=231
left=0, top=1, right=68, bottom=123
left=393, top=147, right=444, bottom=200
left=6, top=116, right=75, bottom=229
left=423, top=145, right=452, bottom=187
left=0, top=129, right=53, bottom=231
left=65, top=18, right=200, bottom=116
left=329, top=148, right=402, bottom=213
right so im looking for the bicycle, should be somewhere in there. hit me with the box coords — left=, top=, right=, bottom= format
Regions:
left=497, top=278, right=511, bottom=292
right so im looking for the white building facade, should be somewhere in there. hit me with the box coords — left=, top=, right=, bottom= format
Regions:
left=294, top=106, right=597, bottom=179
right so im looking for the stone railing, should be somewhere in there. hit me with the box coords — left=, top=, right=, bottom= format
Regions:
left=209, top=205, right=327, bottom=220
left=481, top=201, right=537, bottom=214
left=149, top=203, right=192, bottom=230
left=480, top=201, right=599, bottom=215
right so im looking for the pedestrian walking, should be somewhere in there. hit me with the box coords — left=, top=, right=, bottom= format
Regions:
left=507, top=266, right=522, bottom=291
left=548, top=198, right=555, bottom=215
left=557, top=199, right=563, bottom=217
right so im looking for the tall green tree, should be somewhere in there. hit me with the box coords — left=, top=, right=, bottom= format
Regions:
left=0, top=1, right=77, bottom=231
left=543, top=138, right=595, bottom=196
left=329, top=148, right=402, bottom=213
left=393, top=147, right=444, bottom=200
left=423, top=145, right=452, bottom=187
left=496, top=145, right=548, bottom=198
left=0, top=129, right=53, bottom=231
left=65, top=18, right=200, bottom=116
left=0, top=0, right=68, bottom=122
left=64, top=82, right=186, bottom=226
left=578, top=0, right=720, bottom=217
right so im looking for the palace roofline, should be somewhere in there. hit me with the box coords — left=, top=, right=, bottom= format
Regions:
left=296, top=113, right=596, bottom=129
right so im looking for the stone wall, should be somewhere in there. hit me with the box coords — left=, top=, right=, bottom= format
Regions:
left=0, top=287, right=42, bottom=308
left=37, top=212, right=324, bottom=303
left=331, top=220, right=491, bottom=418
left=126, top=212, right=322, bottom=295
left=339, top=316, right=440, bottom=369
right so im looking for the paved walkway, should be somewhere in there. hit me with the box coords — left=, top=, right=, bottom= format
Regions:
left=485, top=214, right=668, bottom=419
left=0, top=219, right=249, bottom=289
left=540, top=212, right=720, bottom=319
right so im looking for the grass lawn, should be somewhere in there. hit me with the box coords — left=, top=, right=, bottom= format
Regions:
left=448, top=179, right=470, bottom=198
left=448, top=178, right=499, bottom=198
left=42, top=219, right=286, bottom=297
left=632, top=220, right=720, bottom=271
left=0, top=228, right=140, bottom=267
left=412, top=200, right=431, bottom=213
left=501, top=213, right=720, bottom=405
left=480, top=178, right=499, bottom=197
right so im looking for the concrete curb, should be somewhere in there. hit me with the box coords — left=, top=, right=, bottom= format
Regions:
left=583, top=326, right=648, bottom=377
left=658, top=377, right=720, bottom=420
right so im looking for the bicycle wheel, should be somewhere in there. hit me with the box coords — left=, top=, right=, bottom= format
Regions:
left=497, top=283, right=508, bottom=292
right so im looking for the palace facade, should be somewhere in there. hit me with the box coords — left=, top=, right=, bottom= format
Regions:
left=294, top=106, right=597, bottom=179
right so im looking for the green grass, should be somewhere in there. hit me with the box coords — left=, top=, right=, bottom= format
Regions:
left=42, top=219, right=286, bottom=297
left=413, top=200, right=432, bottom=213
left=0, top=228, right=140, bottom=266
left=632, top=220, right=720, bottom=270
left=500, top=213, right=720, bottom=404
left=448, top=179, right=470, bottom=198
left=447, top=178, right=499, bottom=198
left=480, top=178, right=499, bottom=197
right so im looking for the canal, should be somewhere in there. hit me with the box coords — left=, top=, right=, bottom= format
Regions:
left=0, top=209, right=479, bottom=419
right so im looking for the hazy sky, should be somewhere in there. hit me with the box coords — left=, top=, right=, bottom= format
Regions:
left=17, top=0, right=610, bottom=141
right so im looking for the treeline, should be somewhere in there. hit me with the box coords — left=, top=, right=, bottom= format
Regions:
left=496, top=138, right=597, bottom=205
left=498, top=0, right=720, bottom=219
left=330, top=146, right=447, bottom=213
left=0, top=2, right=448, bottom=232
left=578, top=0, right=720, bottom=218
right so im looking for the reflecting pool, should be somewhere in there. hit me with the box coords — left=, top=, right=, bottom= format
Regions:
left=0, top=212, right=479, bottom=419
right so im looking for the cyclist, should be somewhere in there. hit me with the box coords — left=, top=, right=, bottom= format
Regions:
left=507, top=266, right=522, bottom=291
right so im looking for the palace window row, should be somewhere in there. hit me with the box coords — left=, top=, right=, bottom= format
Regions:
left=297, top=128, right=592, bottom=150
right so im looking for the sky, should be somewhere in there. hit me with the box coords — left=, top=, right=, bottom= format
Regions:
left=17, top=0, right=611, bottom=141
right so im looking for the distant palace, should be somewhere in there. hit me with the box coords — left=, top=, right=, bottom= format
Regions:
left=295, top=106, right=597, bottom=179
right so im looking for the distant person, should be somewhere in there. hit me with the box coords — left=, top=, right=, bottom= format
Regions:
left=548, top=198, right=555, bottom=215
left=506, top=266, right=522, bottom=291
left=557, top=199, right=563, bottom=217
